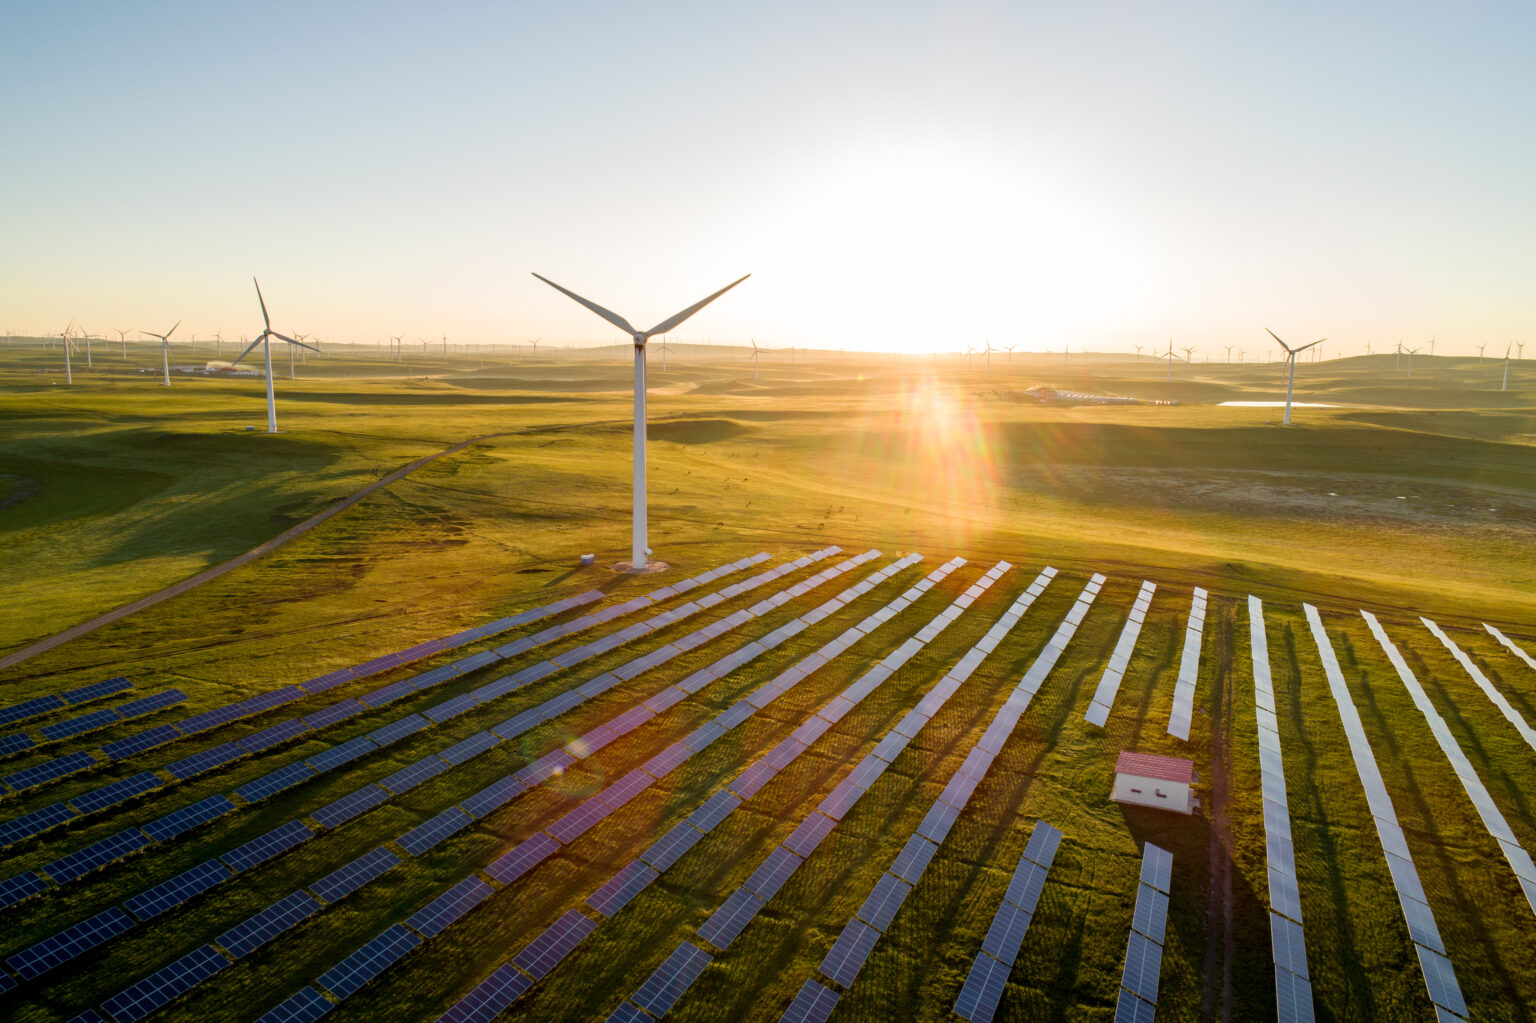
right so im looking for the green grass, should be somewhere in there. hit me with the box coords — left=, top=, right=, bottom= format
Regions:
left=0, top=342, right=1532, bottom=1022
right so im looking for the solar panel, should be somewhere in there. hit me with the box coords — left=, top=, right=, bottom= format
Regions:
left=1267, top=867, right=1303, bottom=924
left=688, top=789, right=743, bottom=833
left=101, top=943, right=229, bottom=1022
left=632, top=941, right=712, bottom=1016
left=641, top=820, right=705, bottom=871
left=64, top=677, right=134, bottom=706
left=221, top=819, right=314, bottom=873
left=0, top=694, right=66, bottom=726
left=1114, top=987, right=1157, bottom=1023
left=125, top=858, right=232, bottom=921
left=238, top=718, right=310, bottom=754
left=1, top=800, right=78, bottom=847
left=606, top=1003, right=650, bottom=1023
left=1269, top=913, right=1309, bottom=979
left=406, top=876, right=494, bottom=937
left=917, top=799, right=962, bottom=844
left=890, top=835, right=939, bottom=885
left=460, top=775, right=528, bottom=819
left=305, top=735, right=379, bottom=774
left=117, top=689, right=189, bottom=720
left=486, top=831, right=560, bottom=884
left=254, top=985, right=333, bottom=1023
left=952, top=949, right=1011, bottom=1023
left=744, top=846, right=804, bottom=901
left=698, top=886, right=767, bottom=949
left=856, top=872, right=913, bottom=933
left=0, top=870, right=49, bottom=909
left=219, top=891, right=323, bottom=958
left=1139, top=843, right=1173, bottom=894
left=398, top=806, right=474, bottom=857
left=784, top=811, right=837, bottom=858
left=40, top=707, right=121, bottom=742
left=312, top=783, right=391, bottom=830
left=8, top=906, right=135, bottom=979
left=368, top=713, right=429, bottom=748
left=44, top=826, right=152, bottom=883
left=303, top=699, right=364, bottom=731
left=588, top=859, right=661, bottom=918
left=316, top=924, right=420, bottom=1000
left=1132, top=884, right=1169, bottom=944
left=4, top=749, right=98, bottom=791
left=311, top=846, right=401, bottom=904
left=548, top=797, right=614, bottom=844
left=165, top=740, right=246, bottom=781
left=1274, top=966, right=1316, bottom=1023
left=820, top=918, right=880, bottom=987
left=780, top=979, right=841, bottom=1023
left=980, top=899, right=1033, bottom=964
left=1415, top=945, right=1467, bottom=1017
left=234, top=762, right=316, bottom=805
left=438, top=964, right=532, bottom=1023
left=512, top=909, right=598, bottom=979
left=1120, top=930, right=1163, bottom=1003
left=143, top=794, right=237, bottom=842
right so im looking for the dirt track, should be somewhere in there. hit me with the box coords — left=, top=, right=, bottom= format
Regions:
left=0, top=432, right=512, bottom=676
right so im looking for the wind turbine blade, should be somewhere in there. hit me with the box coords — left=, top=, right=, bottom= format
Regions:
left=1293, top=338, right=1325, bottom=353
left=1265, top=328, right=1294, bottom=353
left=643, top=273, right=751, bottom=338
left=530, top=273, right=638, bottom=336
left=272, top=332, right=320, bottom=352
left=164, top=320, right=181, bottom=340
left=253, top=277, right=271, bottom=330
left=232, top=333, right=265, bottom=365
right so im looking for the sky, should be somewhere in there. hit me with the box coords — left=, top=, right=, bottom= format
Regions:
left=3, top=1, right=1533, bottom=355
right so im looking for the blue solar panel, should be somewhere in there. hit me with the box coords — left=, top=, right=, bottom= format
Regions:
left=310, top=846, right=400, bottom=904
left=142, top=794, right=237, bottom=842
left=381, top=755, right=449, bottom=795
left=781, top=979, right=841, bottom=1023
left=698, top=887, right=766, bottom=949
left=303, top=699, right=364, bottom=731
left=1120, top=931, right=1163, bottom=1004
left=889, top=835, right=939, bottom=885
left=0, top=693, right=66, bottom=725
left=7, top=906, right=135, bottom=979
left=305, top=735, right=379, bottom=774
left=177, top=702, right=247, bottom=735
left=101, top=724, right=182, bottom=761
left=165, top=740, right=246, bottom=780
left=783, top=812, right=837, bottom=858
left=234, top=686, right=305, bottom=715
left=406, top=876, right=494, bottom=937
left=235, top=761, right=317, bottom=803
left=125, top=859, right=232, bottom=921
left=316, top=924, right=420, bottom=1000
left=953, top=950, right=1011, bottom=1023
left=221, top=819, right=314, bottom=873
left=438, top=730, right=501, bottom=766
left=980, top=900, right=1033, bottom=965
left=102, top=943, right=229, bottom=1022
left=606, top=1003, right=649, bottom=1023
left=255, top=985, right=333, bottom=1023
left=640, top=819, right=705, bottom=871
left=63, top=677, right=133, bottom=705
left=631, top=942, right=712, bottom=1016
left=486, top=831, right=559, bottom=884
left=688, top=789, right=743, bottom=833
left=237, top=718, right=311, bottom=754
left=744, top=846, right=804, bottom=901
left=70, top=770, right=161, bottom=816
left=856, top=873, right=913, bottom=933
left=0, top=731, right=35, bottom=756
left=588, top=859, right=661, bottom=918
left=512, top=909, right=598, bottom=979
left=0, top=870, right=49, bottom=908
left=41, top=707, right=122, bottom=742
left=819, top=919, right=880, bottom=988
left=916, top=799, right=962, bottom=844
left=367, top=713, right=429, bottom=748
left=439, top=964, right=531, bottom=1023
left=548, top=797, right=614, bottom=844
left=424, top=693, right=480, bottom=724
left=1, top=800, right=77, bottom=847
left=4, top=749, right=98, bottom=790
left=312, top=783, right=390, bottom=829
left=116, top=689, right=189, bottom=719
left=399, top=806, right=474, bottom=857
left=44, top=825, right=152, bottom=883
left=1131, top=883, right=1169, bottom=945
left=1021, top=821, right=1063, bottom=868
left=460, top=775, right=527, bottom=819
left=219, top=891, right=323, bottom=958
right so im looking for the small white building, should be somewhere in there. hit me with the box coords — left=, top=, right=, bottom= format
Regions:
left=1112, top=751, right=1197, bottom=814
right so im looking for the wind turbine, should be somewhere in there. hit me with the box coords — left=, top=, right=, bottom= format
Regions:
left=1404, top=344, right=1421, bottom=378
left=749, top=338, right=761, bottom=379
left=115, top=327, right=129, bottom=359
left=234, top=278, right=318, bottom=433
left=1502, top=343, right=1512, bottom=391
left=1133, top=344, right=1143, bottom=362
left=1477, top=344, right=1485, bottom=364
left=59, top=321, right=75, bottom=384
left=660, top=335, right=671, bottom=371
left=532, top=271, right=749, bottom=570
left=984, top=341, right=994, bottom=374
left=966, top=344, right=976, bottom=371
left=1005, top=344, right=1015, bottom=365
left=1394, top=339, right=1403, bottom=371
left=1518, top=342, right=1526, bottom=360
left=1224, top=344, right=1233, bottom=364
left=1180, top=345, right=1195, bottom=364
left=390, top=334, right=403, bottom=362
left=1429, top=336, right=1436, bottom=356
left=1157, top=339, right=1176, bottom=383
left=527, top=337, right=540, bottom=361
left=139, top=320, right=181, bottom=385
left=1265, top=328, right=1324, bottom=425
left=442, top=332, right=448, bottom=356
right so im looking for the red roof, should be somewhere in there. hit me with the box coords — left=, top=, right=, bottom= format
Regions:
left=1115, top=751, right=1194, bottom=784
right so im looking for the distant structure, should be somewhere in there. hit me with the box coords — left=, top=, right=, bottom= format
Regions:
left=532, top=271, right=750, bottom=571
left=1112, top=751, right=1196, bottom=814
left=1265, top=328, right=1324, bottom=426
left=235, top=278, right=319, bottom=433
left=139, top=320, right=181, bottom=386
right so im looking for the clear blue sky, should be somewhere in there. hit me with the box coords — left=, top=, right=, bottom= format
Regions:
left=3, top=1, right=1531, bottom=354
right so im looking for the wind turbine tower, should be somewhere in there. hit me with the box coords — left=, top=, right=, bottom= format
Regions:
left=532, top=271, right=749, bottom=570
left=1265, top=328, right=1324, bottom=425
left=235, top=278, right=319, bottom=433
left=749, top=338, right=761, bottom=380
left=1133, top=344, right=1143, bottom=362
left=60, top=322, right=74, bottom=384
left=1158, top=339, right=1176, bottom=383
left=1404, top=345, right=1421, bottom=378
left=1224, top=345, right=1233, bottom=363
left=1180, top=345, right=1195, bottom=364
left=115, top=327, right=129, bottom=359
left=139, top=320, right=181, bottom=385
left=1503, top=343, right=1512, bottom=391
left=1477, top=344, right=1485, bottom=364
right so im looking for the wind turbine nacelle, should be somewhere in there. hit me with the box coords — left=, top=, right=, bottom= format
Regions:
left=633, top=334, right=647, bottom=348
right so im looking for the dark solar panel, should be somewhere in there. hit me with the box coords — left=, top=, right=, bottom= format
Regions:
left=438, top=964, right=531, bottom=1023
left=70, top=770, right=162, bottom=816
left=254, top=985, right=333, bottom=1023
left=125, top=858, right=231, bottom=921
left=101, top=724, right=182, bottom=762
left=889, top=835, right=939, bottom=885
left=311, top=846, right=400, bottom=904
left=101, top=943, right=228, bottom=1022
left=0, top=870, right=49, bottom=908
left=8, top=906, right=135, bottom=979
left=1269, top=912, right=1309, bottom=980
left=165, top=740, right=246, bottom=780
left=780, top=979, right=841, bottom=1023
left=916, top=799, right=962, bottom=844
left=1022, top=821, right=1063, bottom=868
left=460, top=775, right=528, bottom=819
left=63, top=677, right=133, bottom=705
left=641, top=820, right=705, bottom=871
left=1131, top=884, right=1169, bottom=945
left=588, top=859, right=661, bottom=918
left=237, top=718, right=310, bottom=754
left=1274, top=966, right=1316, bottom=1023
left=631, top=941, right=712, bottom=1016
left=4, top=749, right=98, bottom=790
left=44, top=826, right=152, bottom=883
left=697, top=887, right=766, bottom=949
left=116, top=689, right=188, bottom=719
left=1114, top=987, right=1157, bottom=1023
left=1415, top=945, right=1466, bottom=1017
left=312, top=784, right=391, bottom=830
left=305, top=735, right=379, bottom=774
left=218, top=891, right=322, bottom=958
left=439, top=730, right=502, bottom=766
left=220, top=819, right=314, bottom=873
left=0, top=731, right=35, bottom=756
left=783, top=811, right=837, bottom=858
left=142, top=794, right=237, bottom=842
left=1139, top=843, right=1173, bottom=894
left=368, top=713, right=429, bottom=748
left=303, top=699, right=364, bottom=731
left=953, top=949, right=1011, bottom=1023
left=0, top=694, right=66, bottom=725
left=512, top=909, right=598, bottom=979
left=819, top=919, right=880, bottom=988
left=40, top=707, right=121, bottom=742
left=1003, top=859, right=1047, bottom=915
left=856, top=872, right=913, bottom=933
left=743, top=846, right=804, bottom=901
left=235, top=760, right=318, bottom=803
left=688, top=789, right=743, bottom=833
left=979, top=899, right=1033, bottom=965
left=547, top=797, right=614, bottom=844
left=316, top=924, right=420, bottom=1000
left=1120, top=931, right=1163, bottom=1004
left=399, top=806, right=475, bottom=857
left=406, top=876, right=494, bottom=938
left=605, top=1003, right=650, bottom=1023
left=1, top=800, right=77, bottom=846
left=485, top=831, right=559, bottom=884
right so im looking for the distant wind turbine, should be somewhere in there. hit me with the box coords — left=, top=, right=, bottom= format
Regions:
left=390, top=334, right=403, bottom=362
left=115, top=327, right=130, bottom=359
left=527, top=337, right=540, bottom=361
left=235, top=278, right=319, bottom=433
left=1180, top=345, right=1195, bottom=363
left=1518, top=342, right=1525, bottom=360
left=749, top=338, right=761, bottom=380
left=1266, top=328, right=1324, bottom=425
left=1429, top=336, right=1436, bottom=356
left=1224, top=344, right=1233, bottom=363
left=1477, top=344, right=1485, bottom=364
left=1404, top=344, right=1422, bottom=378
left=660, top=335, right=671, bottom=371
left=1005, top=344, right=1015, bottom=365
left=532, top=270, right=749, bottom=569
left=1157, top=338, right=1176, bottom=383
left=139, top=320, right=181, bottom=386
left=1502, top=343, right=1511, bottom=391
left=1133, top=344, right=1143, bottom=362
left=966, top=344, right=976, bottom=371
left=984, top=341, right=994, bottom=374
left=442, top=332, right=448, bottom=356
left=59, top=321, right=75, bottom=384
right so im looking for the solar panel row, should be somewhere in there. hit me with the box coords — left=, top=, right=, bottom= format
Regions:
left=1305, top=604, right=1467, bottom=1022
left=1085, top=579, right=1156, bottom=727
left=100, top=943, right=228, bottom=1023
left=1423, top=617, right=1536, bottom=756
left=1110, top=843, right=1174, bottom=1021
left=1484, top=622, right=1536, bottom=672
left=0, top=677, right=132, bottom=728
left=1165, top=587, right=1208, bottom=741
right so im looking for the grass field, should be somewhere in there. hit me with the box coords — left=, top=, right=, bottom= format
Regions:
left=0, top=339, right=1532, bottom=1022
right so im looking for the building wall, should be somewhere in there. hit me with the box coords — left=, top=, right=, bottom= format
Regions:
left=1112, top=774, right=1192, bottom=814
